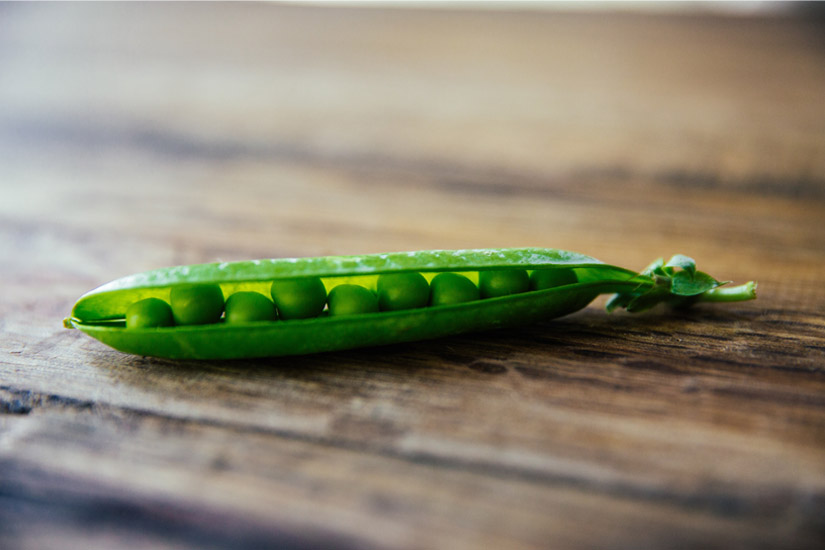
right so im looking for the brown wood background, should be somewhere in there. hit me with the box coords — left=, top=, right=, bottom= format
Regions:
left=2, top=3, right=824, bottom=549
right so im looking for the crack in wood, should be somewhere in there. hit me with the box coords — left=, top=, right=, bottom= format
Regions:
left=0, top=459, right=363, bottom=550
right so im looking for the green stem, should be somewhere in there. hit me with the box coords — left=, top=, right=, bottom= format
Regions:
left=698, top=281, right=757, bottom=303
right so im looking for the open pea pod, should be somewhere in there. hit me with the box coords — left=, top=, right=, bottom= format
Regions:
left=64, top=248, right=756, bottom=360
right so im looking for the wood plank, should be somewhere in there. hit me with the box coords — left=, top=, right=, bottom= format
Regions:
left=2, top=390, right=822, bottom=550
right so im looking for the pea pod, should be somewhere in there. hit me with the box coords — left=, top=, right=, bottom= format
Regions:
left=63, top=248, right=756, bottom=360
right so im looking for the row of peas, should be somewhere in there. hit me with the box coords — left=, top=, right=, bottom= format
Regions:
left=124, top=268, right=578, bottom=329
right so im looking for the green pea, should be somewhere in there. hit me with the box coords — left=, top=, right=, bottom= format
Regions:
left=429, top=273, right=479, bottom=306
left=328, top=284, right=378, bottom=316
left=530, top=268, right=578, bottom=290
left=125, top=298, right=174, bottom=329
left=170, top=284, right=224, bottom=325
left=479, top=269, right=529, bottom=298
left=225, top=291, right=276, bottom=323
left=270, top=277, right=327, bottom=320
left=376, top=272, right=429, bottom=311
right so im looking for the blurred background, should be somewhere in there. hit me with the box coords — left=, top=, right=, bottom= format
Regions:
left=2, top=1, right=823, bottom=279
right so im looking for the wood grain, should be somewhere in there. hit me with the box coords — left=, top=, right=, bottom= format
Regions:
left=1, top=4, right=824, bottom=549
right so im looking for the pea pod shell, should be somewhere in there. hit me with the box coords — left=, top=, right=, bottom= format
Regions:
left=66, top=248, right=641, bottom=359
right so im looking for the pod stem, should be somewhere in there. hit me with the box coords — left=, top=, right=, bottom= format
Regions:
left=698, top=281, right=757, bottom=303
left=606, top=255, right=757, bottom=313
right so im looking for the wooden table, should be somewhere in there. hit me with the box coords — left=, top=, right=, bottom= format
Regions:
left=2, top=4, right=824, bottom=549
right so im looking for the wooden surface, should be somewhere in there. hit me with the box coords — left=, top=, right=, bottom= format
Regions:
left=2, top=3, right=825, bottom=549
